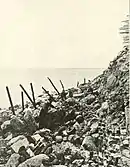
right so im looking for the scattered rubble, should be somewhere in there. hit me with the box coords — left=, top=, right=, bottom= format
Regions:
left=0, top=46, right=129, bottom=166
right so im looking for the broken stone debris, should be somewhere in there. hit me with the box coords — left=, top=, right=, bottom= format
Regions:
left=0, top=46, right=129, bottom=167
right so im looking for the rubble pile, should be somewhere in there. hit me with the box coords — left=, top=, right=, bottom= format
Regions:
left=0, top=46, right=129, bottom=167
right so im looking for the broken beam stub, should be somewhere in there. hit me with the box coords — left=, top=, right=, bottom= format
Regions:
left=42, top=86, right=55, bottom=102
left=60, top=80, right=65, bottom=91
left=21, top=91, right=24, bottom=111
left=47, top=77, right=60, bottom=95
left=84, top=78, right=86, bottom=84
left=19, top=84, right=36, bottom=108
left=6, top=86, right=15, bottom=115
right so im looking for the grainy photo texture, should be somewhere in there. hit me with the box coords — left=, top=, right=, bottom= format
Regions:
left=0, top=0, right=129, bottom=167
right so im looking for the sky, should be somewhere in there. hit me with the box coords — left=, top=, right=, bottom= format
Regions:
left=0, top=0, right=129, bottom=68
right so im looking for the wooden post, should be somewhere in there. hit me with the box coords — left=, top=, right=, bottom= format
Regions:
left=77, top=81, right=79, bottom=87
left=47, top=77, right=60, bottom=95
left=60, top=80, right=65, bottom=91
left=84, top=78, right=86, bottom=84
left=6, top=86, right=15, bottom=115
left=30, top=83, right=36, bottom=105
left=21, top=91, right=24, bottom=111
left=19, top=84, right=36, bottom=108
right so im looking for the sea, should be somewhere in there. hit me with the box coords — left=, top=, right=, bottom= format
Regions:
left=0, top=68, right=104, bottom=109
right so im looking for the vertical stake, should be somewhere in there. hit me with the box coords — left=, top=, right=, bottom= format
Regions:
left=21, top=91, right=24, bottom=111
left=30, top=83, right=36, bottom=106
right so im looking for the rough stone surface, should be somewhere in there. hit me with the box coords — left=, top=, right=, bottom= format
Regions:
left=18, top=154, right=49, bottom=167
left=5, top=153, right=20, bottom=167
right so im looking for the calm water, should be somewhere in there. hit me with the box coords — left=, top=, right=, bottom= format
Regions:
left=0, top=68, right=104, bottom=108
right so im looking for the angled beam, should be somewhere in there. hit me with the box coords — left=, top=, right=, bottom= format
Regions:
left=60, top=80, right=65, bottom=91
left=19, top=84, right=36, bottom=108
left=6, top=86, right=15, bottom=115
left=42, top=86, right=55, bottom=101
left=30, top=83, right=36, bottom=105
left=47, top=77, right=60, bottom=95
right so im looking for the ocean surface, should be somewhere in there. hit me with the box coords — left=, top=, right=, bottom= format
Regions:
left=0, top=68, right=104, bottom=108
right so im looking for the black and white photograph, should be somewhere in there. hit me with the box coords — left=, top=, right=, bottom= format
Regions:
left=0, top=0, right=129, bottom=166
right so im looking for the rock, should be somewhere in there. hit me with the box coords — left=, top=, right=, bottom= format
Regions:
left=0, top=110, right=10, bottom=124
left=7, top=135, right=26, bottom=146
left=81, top=136, right=96, bottom=151
left=66, top=97, right=76, bottom=106
left=120, top=129, right=127, bottom=135
left=32, top=109, right=40, bottom=118
left=122, top=139, right=129, bottom=145
left=72, top=159, right=84, bottom=166
left=5, top=153, right=20, bottom=167
left=68, top=134, right=74, bottom=142
left=107, top=74, right=117, bottom=89
left=125, top=106, right=130, bottom=134
left=5, top=133, right=13, bottom=141
left=90, top=122, right=98, bottom=133
left=101, top=101, right=109, bottom=111
left=10, top=137, right=29, bottom=153
left=94, top=103, right=101, bottom=110
left=18, top=154, right=49, bottom=167
left=76, top=115, right=84, bottom=123
left=55, top=136, right=63, bottom=143
left=83, top=94, right=95, bottom=105
left=32, top=134, right=42, bottom=143
left=10, top=115, right=25, bottom=133
left=73, top=93, right=84, bottom=98
left=1, top=120, right=11, bottom=133
left=34, top=128, right=51, bottom=136
left=92, top=133, right=99, bottom=138
left=73, top=122, right=81, bottom=132
left=23, top=110, right=37, bottom=134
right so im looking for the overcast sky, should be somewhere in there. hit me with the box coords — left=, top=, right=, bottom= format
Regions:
left=0, top=0, right=128, bottom=68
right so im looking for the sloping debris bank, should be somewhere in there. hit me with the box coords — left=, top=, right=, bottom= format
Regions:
left=0, top=46, right=129, bottom=167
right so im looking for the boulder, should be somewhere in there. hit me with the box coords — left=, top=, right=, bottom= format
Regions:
left=5, top=153, right=20, bottom=167
left=83, top=94, right=95, bottom=105
left=107, top=74, right=116, bottom=89
left=55, top=136, right=63, bottom=143
left=10, top=115, right=25, bottom=133
left=18, top=154, right=49, bottom=167
left=81, top=136, right=96, bottom=151
left=7, top=135, right=26, bottom=146
left=23, top=110, right=37, bottom=134
left=10, top=137, right=29, bottom=153
left=1, top=120, right=11, bottom=132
